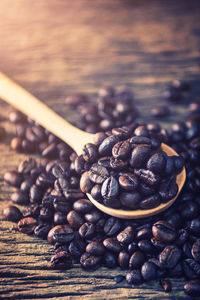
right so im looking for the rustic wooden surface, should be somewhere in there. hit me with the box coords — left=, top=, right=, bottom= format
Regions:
left=0, top=0, right=200, bottom=299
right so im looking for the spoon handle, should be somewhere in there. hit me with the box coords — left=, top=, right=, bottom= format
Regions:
left=0, top=72, right=94, bottom=154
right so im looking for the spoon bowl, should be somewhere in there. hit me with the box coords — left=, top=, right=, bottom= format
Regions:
left=0, top=72, right=186, bottom=219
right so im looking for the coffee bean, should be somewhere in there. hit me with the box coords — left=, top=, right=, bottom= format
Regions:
left=88, top=164, right=109, bottom=184
left=23, top=204, right=40, bottom=218
left=159, top=245, right=181, bottom=268
left=169, top=263, right=183, bottom=277
left=120, top=192, right=141, bottom=208
left=39, top=207, right=54, bottom=222
left=104, top=251, right=118, bottom=268
left=47, top=225, right=74, bottom=245
left=20, top=178, right=35, bottom=193
left=85, top=210, right=102, bottom=223
left=80, top=252, right=102, bottom=270
left=3, top=205, right=22, bottom=222
left=54, top=176, right=70, bottom=196
left=136, top=228, right=152, bottom=241
left=134, top=169, right=160, bottom=186
left=126, top=270, right=143, bottom=285
left=150, top=237, right=166, bottom=250
left=54, top=212, right=67, bottom=225
left=53, top=197, right=71, bottom=213
left=68, top=232, right=86, bottom=258
left=175, top=229, right=188, bottom=246
left=18, top=217, right=37, bottom=234
left=183, top=259, right=200, bottom=279
left=152, top=220, right=177, bottom=243
left=159, top=177, right=178, bottom=202
left=118, top=173, right=138, bottom=191
left=86, top=241, right=105, bottom=256
left=79, top=222, right=95, bottom=239
left=179, top=201, right=199, bottom=220
left=138, top=239, right=155, bottom=253
left=129, top=251, right=145, bottom=269
left=50, top=251, right=72, bottom=269
left=64, top=189, right=86, bottom=202
left=192, top=239, right=200, bottom=262
left=73, top=199, right=93, bottom=213
left=118, top=250, right=130, bottom=269
left=110, top=157, right=127, bottom=170
left=9, top=110, right=26, bottom=123
left=67, top=210, right=84, bottom=230
left=82, top=143, right=98, bottom=163
left=187, top=218, right=200, bottom=235
left=11, top=191, right=29, bottom=205
left=151, top=105, right=170, bottom=118
left=103, top=238, right=122, bottom=253
left=146, top=152, right=166, bottom=174
left=141, top=262, right=157, bottom=281
left=101, top=176, right=119, bottom=199
left=184, top=279, right=200, bottom=297
left=90, top=184, right=102, bottom=200
left=4, top=170, right=24, bottom=187
left=34, top=223, right=51, bottom=238
left=18, top=158, right=37, bottom=174
left=112, top=140, right=131, bottom=160
left=117, top=226, right=134, bottom=245
left=104, top=217, right=121, bottom=236
left=129, top=145, right=151, bottom=168
left=140, top=194, right=161, bottom=209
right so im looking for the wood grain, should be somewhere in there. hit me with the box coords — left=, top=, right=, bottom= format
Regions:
left=0, top=0, right=200, bottom=299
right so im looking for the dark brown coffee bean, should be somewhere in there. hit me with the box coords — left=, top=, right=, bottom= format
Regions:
left=184, top=279, right=200, bottom=297
left=104, top=217, right=121, bottom=236
left=192, top=239, right=200, bottom=262
left=134, top=169, right=160, bottom=186
left=23, top=204, right=40, bottom=218
left=138, top=239, right=155, bottom=253
left=85, top=210, right=102, bottom=223
left=20, top=178, right=34, bottom=193
left=18, top=158, right=37, bottom=174
left=9, top=111, right=26, bottom=123
left=52, top=162, right=69, bottom=178
left=187, top=218, right=200, bottom=236
left=118, top=250, right=130, bottom=269
left=54, top=176, right=70, bottom=196
left=39, top=207, right=54, bottom=222
left=112, top=140, right=131, bottom=160
left=103, top=238, right=122, bottom=253
left=174, top=229, right=188, bottom=246
left=11, top=191, right=29, bottom=205
left=101, top=176, right=119, bottom=199
left=88, top=163, right=109, bottom=184
left=80, top=252, right=102, bottom=270
left=139, top=193, right=161, bottom=209
left=3, top=205, right=22, bottom=222
left=128, top=136, right=151, bottom=147
left=159, top=245, right=181, bottom=268
left=150, top=237, right=166, bottom=250
left=120, top=192, right=141, bottom=209
left=90, top=184, right=102, bottom=200
left=54, top=212, right=67, bottom=225
left=179, top=201, right=199, bottom=220
left=73, top=199, right=93, bottom=213
left=141, top=261, right=157, bottom=281
left=82, top=143, right=98, bottom=163
left=146, top=152, right=166, bottom=174
left=139, top=183, right=155, bottom=196
left=103, top=197, right=121, bottom=208
left=152, top=220, right=177, bottom=243
left=103, top=251, right=118, bottom=268
left=86, top=241, right=105, bottom=256
left=64, top=189, right=86, bottom=201
left=34, top=223, right=51, bottom=238
left=126, top=270, right=143, bottom=285
left=118, top=173, right=139, bottom=191
left=29, top=184, right=43, bottom=203
left=10, top=137, right=23, bottom=152
left=4, top=170, right=24, bottom=187
left=67, top=210, right=84, bottom=230
left=117, top=226, right=134, bottom=245
left=129, top=251, right=145, bottom=269
left=110, top=157, right=128, bottom=170
left=47, top=225, right=74, bottom=245
left=159, top=177, right=178, bottom=202
left=112, top=126, right=132, bottom=139
left=36, top=173, right=54, bottom=188
left=42, top=143, right=58, bottom=158
left=18, top=217, right=37, bottom=234
left=68, top=232, right=86, bottom=258
left=53, top=197, right=71, bottom=213
left=79, top=222, right=95, bottom=239
left=129, top=145, right=151, bottom=168
left=151, top=105, right=170, bottom=118
left=136, top=228, right=152, bottom=241
left=183, top=259, right=200, bottom=279
left=50, top=251, right=72, bottom=269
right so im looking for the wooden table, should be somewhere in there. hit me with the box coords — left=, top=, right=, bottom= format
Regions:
left=0, top=0, right=200, bottom=299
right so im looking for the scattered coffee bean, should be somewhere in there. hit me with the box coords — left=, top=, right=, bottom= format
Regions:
left=3, top=205, right=22, bottom=222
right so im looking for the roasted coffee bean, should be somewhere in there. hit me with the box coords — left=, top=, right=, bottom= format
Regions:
left=29, top=184, right=43, bottom=203
left=79, top=222, right=95, bottom=239
left=47, top=225, right=74, bottom=245
left=183, top=259, right=200, bottom=279
left=11, top=191, right=29, bottom=205
left=90, top=184, right=102, bottom=200
left=112, top=126, right=132, bottom=139
left=4, top=170, right=24, bottom=187
left=103, top=238, right=122, bottom=253
left=18, top=217, right=37, bottom=234
left=103, top=197, right=121, bottom=208
left=151, top=105, right=170, bottom=118
left=73, top=199, right=93, bottom=213
left=117, top=226, right=134, bottom=245
left=112, top=140, right=131, bottom=160
left=42, top=143, right=58, bottom=158
left=23, top=204, right=40, bottom=218
left=129, top=145, right=151, bottom=168
left=51, top=162, right=69, bottom=178
left=187, top=218, right=200, bottom=235
left=34, top=223, right=51, bottom=238
left=134, top=125, right=149, bottom=137
left=150, top=237, right=166, bottom=250
left=10, top=137, right=23, bottom=152
left=110, top=157, right=127, bottom=170
left=128, top=136, right=151, bottom=147
left=101, top=176, right=119, bottom=199
left=139, top=194, right=161, bottom=209
left=120, top=192, right=141, bottom=208
left=50, top=251, right=72, bottom=269
left=74, top=155, right=86, bottom=175
left=68, top=233, right=86, bottom=258
left=88, top=164, right=109, bottom=184
left=36, top=173, right=54, bottom=188
left=86, top=241, right=105, bottom=256
left=138, top=239, right=155, bottom=253
left=3, top=205, right=22, bottom=222
left=184, top=279, right=200, bottom=297
left=146, top=152, right=166, bottom=174
left=159, top=279, right=172, bottom=293
left=64, top=189, right=86, bottom=201
left=98, top=135, right=120, bottom=156
left=118, top=173, right=138, bottom=191
left=175, top=229, right=188, bottom=246
left=20, top=178, right=34, bottom=193
left=80, top=252, right=102, bottom=270
left=134, top=169, right=160, bottom=186
left=167, top=213, right=182, bottom=230
left=179, top=201, right=199, bottom=220
left=9, top=110, right=26, bottom=123
left=39, top=207, right=54, bottom=222
left=53, top=197, right=71, bottom=213
left=104, top=251, right=118, bottom=268
left=54, top=176, right=70, bottom=196
left=126, top=269, right=143, bottom=285
left=82, top=143, right=98, bottom=163
left=85, top=210, right=102, bottom=223
left=93, top=132, right=108, bottom=146
left=118, top=250, right=130, bottom=269
left=139, top=182, right=155, bottom=196
left=98, top=156, right=112, bottom=168
left=159, top=245, right=181, bottom=268
left=18, top=158, right=37, bottom=174
left=80, top=171, right=94, bottom=193
left=136, top=228, right=152, bottom=241
left=129, top=251, right=145, bottom=269
left=54, top=212, right=67, bottom=225
left=159, top=177, right=178, bottom=202
left=192, top=239, right=200, bottom=262
left=182, top=242, right=193, bottom=259
left=169, top=263, right=183, bottom=277
left=152, top=220, right=177, bottom=243
left=104, top=217, right=121, bottom=236
left=141, top=261, right=157, bottom=281
left=67, top=210, right=84, bottom=230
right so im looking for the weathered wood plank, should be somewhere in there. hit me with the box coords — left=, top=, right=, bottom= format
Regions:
left=0, top=0, right=200, bottom=299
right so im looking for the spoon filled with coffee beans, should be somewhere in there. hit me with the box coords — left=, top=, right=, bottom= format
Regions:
left=0, top=72, right=186, bottom=219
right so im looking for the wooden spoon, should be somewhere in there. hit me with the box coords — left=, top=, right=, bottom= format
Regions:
left=0, top=72, right=186, bottom=219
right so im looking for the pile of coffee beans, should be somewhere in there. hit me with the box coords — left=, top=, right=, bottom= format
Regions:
left=78, top=124, right=184, bottom=210
left=2, top=84, right=200, bottom=297
left=65, top=87, right=138, bottom=133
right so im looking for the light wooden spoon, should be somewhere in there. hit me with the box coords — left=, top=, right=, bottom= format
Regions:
left=0, top=72, right=186, bottom=219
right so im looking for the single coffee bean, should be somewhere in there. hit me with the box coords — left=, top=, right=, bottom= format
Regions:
left=54, top=176, right=70, bottom=196
left=187, top=218, right=200, bottom=235
left=53, top=197, right=71, bottom=213
left=18, top=158, right=37, bottom=174
left=192, top=239, right=200, bottom=262
left=101, top=176, right=119, bottom=199
left=136, top=228, right=152, bottom=241
left=67, top=210, right=84, bottom=230
left=184, top=279, right=200, bottom=297
left=4, top=170, right=24, bottom=187
left=80, top=252, right=102, bottom=270
left=98, top=135, right=120, bottom=156
left=120, top=191, right=141, bottom=209
left=73, top=199, right=93, bottom=213
left=11, top=191, right=29, bottom=205
left=86, top=241, right=105, bottom=256
left=88, top=164, right=109, bottom=184
left=112, top=140, right=131, bottom=160
left=175, top=229, right=188, bottom=246
left=29, top=184, right=43, bottom=203
left=152, top=220, right=177, bottom=243
left=134, top=169, right=160, bottom=186
left=146, top=151, right=166, bottom=174
left=129, top=251, right=145, bottom=269
left=20, top=178, right=35, bottom=193
left=183, top=258, right=200, bottom=279
left=126, top=270, right=143, bottom=285
left=103, top=238, right=122, bottom=253
left=117, top=226, right=134, bottom=245
left=18, top=217, right=37, bottom=234
left=39, top=207, right=54, bottom=222
left=47, top=225, right=74, bottom=245
left=159, top=177, right=178, bottom=202
left=90, top=184, right=102, bottom=200
left=139, top=194, right=161, bottom=209
left=167, top=213, right=182, bottom=230
left=3, top=205, right=22, bottom=222
left=34, top=223, right=51, bottom=238
left=179, top=201, right=199, bottom=220
left=104, top=217, right=121, bottom=236
left=68, top=232, right=86, bottom=258
left=138, top=239, right=155, bottom=254
left=54, top=211, right=67, bottom=225
left=118, top=250, right=130, bottom=269
left=150, top=237, right=166, bottom=250
left=23, top=204, right=40, bottom=218
left=110, top=157, right=128, bottom=170
left=50, top=251, right=72, bottom=269
left=159, top=245, right=181, bottom=268
left=85, top=210, right=102, bottom=223
left=141, top=262, right=157, bottom=281
left=104, top=251, right=118, bottom=268
left=118, top=173, right=138, bottom=191
left=151, top=105, right=170, bottom=118
left=129, top=145, right=151, bottom=168
left=79, top=222, right=95, bottom=239
left=82, top=143, right=98, bottom=163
